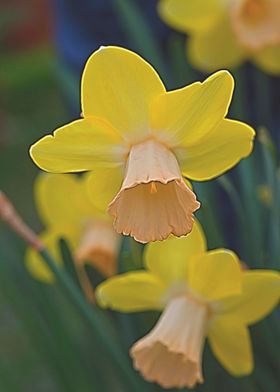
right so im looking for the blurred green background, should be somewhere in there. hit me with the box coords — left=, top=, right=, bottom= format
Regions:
left=0, top=0, right=280, bottom=391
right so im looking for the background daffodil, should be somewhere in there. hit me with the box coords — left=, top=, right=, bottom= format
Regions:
left=96, top=220, right=280, bottom=389
left=26, top=173, right=120, bottom=288
left=158, top=0, right=280, bottom=74
left=30, top=46, right=254, bottom=243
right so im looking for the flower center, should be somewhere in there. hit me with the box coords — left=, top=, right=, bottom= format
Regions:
left=241, top=0, right=266, bottom=22
left=229, top=0, right=280, bottom=49
left=75, top=220, right=120, bottom=277
left=108, top=139, right=200, bottom=243
left=130, top=295, right=209, bottom=389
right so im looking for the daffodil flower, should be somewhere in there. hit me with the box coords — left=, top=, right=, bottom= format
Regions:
left=158, top=0, right=280, bottom=74
left=30, top=46, right=254, bottom=243
left=26, top=173, right=120, bottom=287
left=96, top=221, right=280, bottom=389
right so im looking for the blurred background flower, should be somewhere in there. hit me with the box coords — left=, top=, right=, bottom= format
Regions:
left=158, top=0, right=280, bottom=74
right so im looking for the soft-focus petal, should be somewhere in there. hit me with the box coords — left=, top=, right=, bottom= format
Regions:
left=96, top=271, right=166, bottom=312
left=158, top=0, right=224, bottom=33
left=30, top=117, right=127, bottom=173
left=144, top=220, right=206, bottom=285
left=151, top=71, right=234, bottom=148
left=86, top=167, right=123, bottom=213
left=208, top=316, right=253, bottom=376
left=75, top=220, right=120, bottom=277
left=25, top=229, right=69, bottom=283
left=188, top=250, right=242, bottom=301
left=221, top=270, right=280, bottom=325
left=230, top=0, right=280, bottom=51
left=252, top=44, right=280, bottom=75
left=82, top=46, right=165, bottom=143
left=177, top=119, right=255, bottom=181
left=35, top=173, right=95, bottom=228
left=188, top=17, right=246, bottom=73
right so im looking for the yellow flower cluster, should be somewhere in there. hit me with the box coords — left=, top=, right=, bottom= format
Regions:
left=28, top=46, right=280, bottom=389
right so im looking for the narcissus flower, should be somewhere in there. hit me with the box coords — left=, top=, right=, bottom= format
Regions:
left=158, top=0, right=280, bottom=74
left=30, top=46, right=254, bottom=243
left=26, top=173, right=120, bottom=288
left=97, top=221, right=280, bottom=389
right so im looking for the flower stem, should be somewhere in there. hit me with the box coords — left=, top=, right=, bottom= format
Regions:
left=0, top=191, right=142, bottom=391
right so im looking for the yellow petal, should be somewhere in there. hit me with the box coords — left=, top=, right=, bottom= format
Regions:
left=25, top=229, right=68, bottom=283
left=35, top=173, right=96, bottom=228
left=188, top=249, right=242, bottom=301
left=208, top=316, right=253, bottom=376
left=188, top=17, right=246, bottom=73
left=177, top=119, right=255, bottom=181
left=30, top=117, right=127, bottom=173
left=144, top=220, right=206, bottom=285
left=151, top=71, right=234, bottom=148
left=252, top=44, right=280, bottom=75
left=221, top=270, right=280, bottom=325
left=81, top=46, right=165, bottom=143
left=86, top=167, right=123, bottom=213
left=158, top=0, right=224, bottom=33
left=96, top=271, right=166, bottom=312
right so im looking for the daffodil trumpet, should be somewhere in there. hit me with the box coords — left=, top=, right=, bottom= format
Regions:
left=30, top=46, right=255, bottom=243
left=25, top=173, right=121, bottom=301
left=96, top=220, right=280, bottom=389
left=158, top=0, right=280, bottom=74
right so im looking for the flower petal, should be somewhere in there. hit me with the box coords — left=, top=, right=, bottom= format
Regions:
left=82, top=46, right=165, bottom=143
left=96, top=271, right=166, bottom=312
left=221, top=270, right=280, bottom=325
left=144, top=220, right=206, bottom=285
left=151, top=71, right=234, bottom=148
left=187, top=17, right=246, bottom=73
left=177, top=119, right=255, bottom=181
left=34, top=173, right=95, bottom=228
left=30, top=117, right=127, bottom=173
left=158, top=0, right=224, bottom=33
left=208, top=316, right=253, bottom=376
left=252, top=44, right=280, bottom=75
left=86, top=167, right=123, bottom=213
left=188, top=249, right=242, bottom=301
left=25, top=229, right=69, bottom=283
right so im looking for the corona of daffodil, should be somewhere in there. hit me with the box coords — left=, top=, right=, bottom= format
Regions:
left=97, top=221, right=280, bottom=389
left=30, top=46, right=254, bottom=243
left=158, top=0, right=280, bottom=74
left=26, top=173, right=120, bottom=288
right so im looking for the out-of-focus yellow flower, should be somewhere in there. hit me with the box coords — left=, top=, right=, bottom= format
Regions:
left=96, top=221, right=280, bottom=389
left=257, top=184, right=273, bottom=207
left=26, top=173, right=120, bottom=287
left=158, top=0, right=280, bottom=74
left=30, top=46, right=254, bottom=243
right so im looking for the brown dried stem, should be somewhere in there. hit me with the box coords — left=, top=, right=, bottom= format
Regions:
left=0, top=191, right=43, bottom=250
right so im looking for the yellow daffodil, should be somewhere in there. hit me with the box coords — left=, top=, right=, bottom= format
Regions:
left=158, top=0, right=280, bottom=74
left=30, top=46, right=254, bottom=243
left=96, top=221, right=280, bottom=389
left=26, top=173, right=120, bottom=288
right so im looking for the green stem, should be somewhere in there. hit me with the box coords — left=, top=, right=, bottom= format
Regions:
left=112, top=0, right=169, bottom=83
left=259, top=130, right=280, bottom=266
left=217, top=175, right=249, bottom=259
left=39, top=248, right=142, bottom=391
left=232, top=67, right=263, bottom=265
